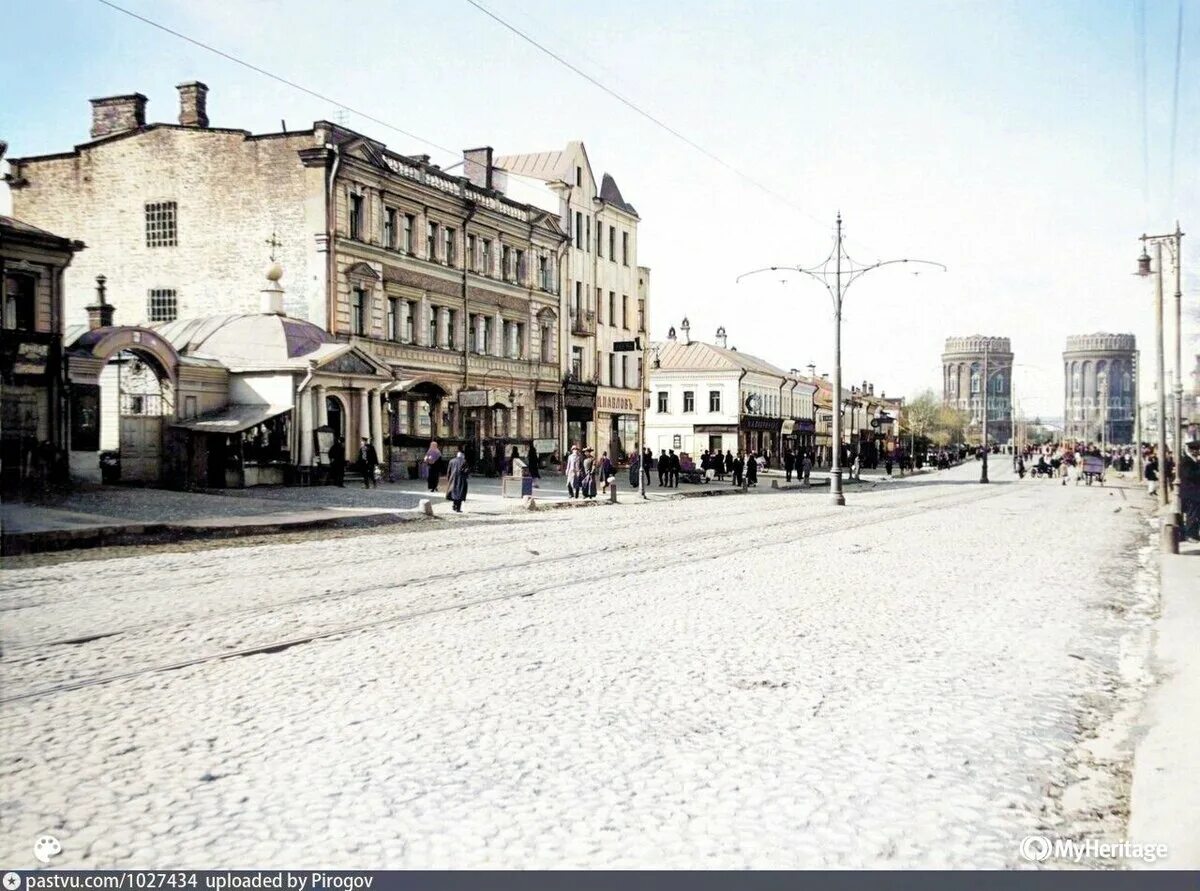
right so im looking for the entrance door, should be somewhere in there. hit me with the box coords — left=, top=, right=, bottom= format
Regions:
left=120, top=416, right=162, bottom=482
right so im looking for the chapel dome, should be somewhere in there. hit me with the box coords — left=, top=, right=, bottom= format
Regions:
left=154, top=313, right=333, bottom=363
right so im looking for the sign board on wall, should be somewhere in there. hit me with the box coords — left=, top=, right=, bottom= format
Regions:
left=457, top=389, right=489, bottom=408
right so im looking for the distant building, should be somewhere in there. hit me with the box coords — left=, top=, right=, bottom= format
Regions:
left=942, top=335, right=1013, bottom=445
left=1062, top=333, right=1136, bottom=445
left=1, top=215, right=84, bottom=492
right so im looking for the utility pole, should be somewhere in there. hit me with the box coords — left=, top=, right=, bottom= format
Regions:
left=981, top=340, right=990, bottom=483
left=1135, top=350, right=1144, bottom=482
left=737, top=214, right=945, bottom=505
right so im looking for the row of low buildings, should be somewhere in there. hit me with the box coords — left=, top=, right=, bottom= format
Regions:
left=1, top=83, right=651, bottom=489
left=645, top=319, right=902, bottom=468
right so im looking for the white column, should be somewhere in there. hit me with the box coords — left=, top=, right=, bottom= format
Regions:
left=358, top=387, right=371, bottom=446
left=438, top=307, right=450, bottom=349
left=315, top=384, right=328, bottom=428
left=371, top=388, right=385, bottom=459
left=297, top=385, right=314, bottom=466
left=418, top=297, right=431, bottom=346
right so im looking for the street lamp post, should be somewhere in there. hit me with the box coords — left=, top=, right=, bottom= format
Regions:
left=1137, top=237, right=1177, bottom=552
left=737, top=214, right=945, bottom=505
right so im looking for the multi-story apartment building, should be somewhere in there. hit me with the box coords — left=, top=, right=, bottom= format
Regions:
left=6, top=84, right=569, bottom=473
left=497, top=142, right=648, bottom=459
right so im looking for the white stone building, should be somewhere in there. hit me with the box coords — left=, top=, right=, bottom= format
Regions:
left=645, top=321, right=816, bottom=465
left=497, top=142, right=649, bottom=459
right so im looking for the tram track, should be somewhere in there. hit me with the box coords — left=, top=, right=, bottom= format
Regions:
left=1, top=482, right=1009, bottom=705
left=4, top=480, right=986, bottom=652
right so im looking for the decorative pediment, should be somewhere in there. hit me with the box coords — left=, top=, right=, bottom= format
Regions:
left=345, top=261, right=380, bottom=282
left=317, top=346, right=389, bottom=377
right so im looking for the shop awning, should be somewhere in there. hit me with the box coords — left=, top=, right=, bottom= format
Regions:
left=171, top=404, right=290, bottom=434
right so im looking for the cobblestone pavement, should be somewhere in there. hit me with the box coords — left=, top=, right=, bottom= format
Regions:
left=0, top=462, right=1157, bottom=868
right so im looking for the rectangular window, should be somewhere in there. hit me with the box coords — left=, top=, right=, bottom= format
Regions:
left=502, top=245, right=513, bottom=281
left=539, top=406, right=555, bottom=438
left=387, top=297, right=400, bottom=341
left=622, top=355, right=629, bottom=389
left=538, top=255, right=550, bottom=290
left=575, top=211, right=583, bottom=248
left=540, top=324, right=552, bottom=362
left=608, top=291, right=616, bottom=326
left=596, top=223, right=604, bottom=257
left=576, top=166, right=583, bottom=186
left=585, top=216, right=591, bottom=254
left=657, top=391, right=669, bottom=413
left=384, top=207, right=396, bottom=249
left=405, top=301, right=415, bottom=342
left=516, top=249, right=526, bottom=284
left=468, top=234, right=477, bottom=270
left=447, top=309, right=457, bottom=349
left=571, top=346, right=583, bottom=379
left=349, top=193, right=363, bottom=240
left=638, top=298, right=645, bottom=332
left=709, top=390, right=721, bottom=412
left=481, top=239, right=492, bottom=276
left=426, top=221, right=438, bottom=260
left=351, top=288, right=366, bottom=335
left=622, top=294, right=629, bottom=329
left=683, top=391, right=695, bottom=413
left=575, top=281, right=583, bottom=318
left=144, top=201, right=177, bottom=247
left=147, top=288, right=178, bottom=323
left=403, top=214, right=415, bottom=253
left=609, top=226, right=616, bottom=261
left=444, top=228, right=456, bottom=266
left=515, top=322, right=525, bottom=359
left=484, top=316, right=494, bottom=355
left=2, top=273, right=36, bottom=330
left=622, top=231, right=629, bottom=266
left=429, top=305, right=439, bottom=345
left=596, top=287, right=603, bottom=324
left=609, top=352, right=617, bottom=386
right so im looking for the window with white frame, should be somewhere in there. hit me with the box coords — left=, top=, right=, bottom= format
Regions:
left=657, top=391, right=668, bottom=413
left=147, top=288, right=177, bottom=322
left=387, top=297, right=400, bottom=341
left=709, top=390, right=721, bottom=412
left=683, top=391, right=695, bottom=413
left=145, top=202, right=177, bottom=247
left=349, top=193, right=364, bottom=240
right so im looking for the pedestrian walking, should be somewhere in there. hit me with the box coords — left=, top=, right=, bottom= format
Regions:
left=784, top=448, right=795, bottom=483
left=668, top=449, right=679, bottom=488
left=801, top=451, right=812, bottom=486
left=424, top=440, right=442, bottom=492
left=358, top=437, right=379, bottom=488
left=642, top=447, right=653, bottom=486
left=658, top=450, right=669, bottom=487
left=599, top=451, right=614, bottom=494
left=851, top=453, right=861, bottom=481
left=566, top=445, right=584, bottom=498
left=732, top=452, right=744, bottom=487
left=746, top=451, right=758, bottom=487
left=724, top=449, right=735, bottom=482
left=527, top=441, right=540, bottom=488
left=1180, top=440, right=1200, bottom=541
left=327, top=436, right=346, bottom=487
left=446, top=447, right=469, bottom=512
left=582, top=448, right=598, bottom=499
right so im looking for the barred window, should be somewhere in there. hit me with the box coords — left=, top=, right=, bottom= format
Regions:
left=145, top=202, right=177, bottom=247
left=147, top=288, right=178, bottom=322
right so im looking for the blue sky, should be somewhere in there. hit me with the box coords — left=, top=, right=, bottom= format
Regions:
left=2, top=0, right=1197, bottom=418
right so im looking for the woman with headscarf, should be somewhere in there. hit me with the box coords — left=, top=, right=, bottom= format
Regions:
left=424, top=440, right=443, bottom=492
left=446, top=447, right=469, bottom=512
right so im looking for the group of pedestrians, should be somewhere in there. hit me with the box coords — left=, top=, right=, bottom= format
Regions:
left=323, top=436, right=380, bottom=489
left=564, top=445, right=614, bottom=499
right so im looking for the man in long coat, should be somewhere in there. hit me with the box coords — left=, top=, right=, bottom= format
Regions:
left=447, top=448, right=469, bottom=512
left=358, top=437, right=379, bottom=489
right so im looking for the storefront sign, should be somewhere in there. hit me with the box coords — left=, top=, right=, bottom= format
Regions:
left=597, top=393, right=636, bottom=412
left=741, top=415, right=782, bottom=432
left=794, top=418, right=815, bottom=432
left=781, top=419, right=795, bottom=435
left=563, top=381, right=597, bottom=409
left=457, top=389, right=489, bottom=408
left=694, top=424, right=738, bottom=434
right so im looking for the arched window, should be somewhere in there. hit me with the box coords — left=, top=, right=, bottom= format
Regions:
left=1122, top=371, right=1132, bottom=393
left=970, top=364, right=981, bottom=394
left=1072, top=370, right=1082, bottom=394
left=992, top=375, right=1003, bottom=395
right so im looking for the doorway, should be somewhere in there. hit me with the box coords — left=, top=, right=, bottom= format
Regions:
left=326, top=396, right=345, bottom=440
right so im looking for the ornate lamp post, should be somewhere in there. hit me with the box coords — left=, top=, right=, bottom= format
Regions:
left=737, top=214, right=945, bottom=504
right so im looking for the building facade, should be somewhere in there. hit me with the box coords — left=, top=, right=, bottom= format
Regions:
left=6, top=84, right=575, bottom=476
left=1, top=216, right=84, bottom=491
left=645, top=321, right=816, bottom=466
left=497, top=142, right=648, bottom=460
left=1062, top=333, right=1136, bottom=445
left=942, top=335, right=1013, bottom=445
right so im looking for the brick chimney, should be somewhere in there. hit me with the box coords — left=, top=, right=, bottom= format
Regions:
left=177, top=81, right=209, bottom=128
left=90, top=94, right=147, bottom=139
left=85, top=275, right=116, bottom=330
left=463, top=146, right=495, bottom=190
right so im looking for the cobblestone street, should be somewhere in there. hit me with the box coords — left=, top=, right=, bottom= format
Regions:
left=0, top=462, right=1158, bottom=868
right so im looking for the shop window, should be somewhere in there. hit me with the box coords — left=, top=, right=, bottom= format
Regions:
left=2, top=273, right=36, bottom=330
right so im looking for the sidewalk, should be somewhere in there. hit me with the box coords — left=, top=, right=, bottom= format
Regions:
left=1127, top=538, right=1200, bottom=868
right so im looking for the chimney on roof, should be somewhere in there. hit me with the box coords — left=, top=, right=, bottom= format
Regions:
left=666, top=326, right=676, bottom=341
left=177, top=81, right=209, bottom=128
left=715, top=326, right=727, bottom=349
left=681, top=317, right=691, bottom=346
left=85, top=275, right=115, bottom=330
left=463, top=146, right=495, bottom=190
left=90, top=93, right=147, bottom=139
left=868, top=383, right=875, bottom=396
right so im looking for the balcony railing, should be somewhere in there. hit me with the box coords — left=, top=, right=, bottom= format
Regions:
left=570, top=308, right=596, bottom=336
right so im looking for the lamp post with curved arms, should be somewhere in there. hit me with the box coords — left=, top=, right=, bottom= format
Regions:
left=737, top=214, right=946, bottom=504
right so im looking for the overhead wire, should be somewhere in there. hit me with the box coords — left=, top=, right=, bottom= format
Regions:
left=92, top=0, right=460, bottom=159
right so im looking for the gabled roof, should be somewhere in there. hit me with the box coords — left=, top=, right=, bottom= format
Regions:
left=651, top=339, right=790, bottom=378
left=496, top=140, right=592, bottom=187
left=599, top=174, right=637, bottom=216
